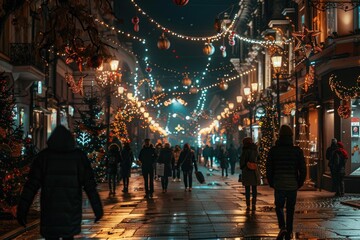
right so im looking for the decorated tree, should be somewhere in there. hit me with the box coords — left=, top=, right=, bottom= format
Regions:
left=74, top=96, right=107, bottom=182
left=0, top=73, right=35, bottom=212
left=111, top=110, right=130, bottom=143
left=258, top=103, right=277, bottom=179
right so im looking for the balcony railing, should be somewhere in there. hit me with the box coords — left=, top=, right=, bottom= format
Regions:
left=9, top=43, right=44, bottom=71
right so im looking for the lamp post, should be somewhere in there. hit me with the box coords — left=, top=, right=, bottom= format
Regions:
left=244, top=83, right=258, bottom=139
left=271, top=53, right=282, bottom=130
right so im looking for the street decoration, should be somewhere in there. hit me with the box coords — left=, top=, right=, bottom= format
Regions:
left=111, top=111, right=130, bottom=143
left=219, top=79, right=228, bottom=90
left=157, top=33, right=171, bottom=50
left=203, top=41, right=215, bottom=56
left=132, top=16, right=140, bottom=32
left=189, top=86, right=198, bottom=94
left=65, top=73, right=85, bottom=96
left=182, top=74, right=192, bottom=86
left=338, top=100, right=351, bottom=119
left=175, top=124, right=184, bottom=132
left=228, top=31, right=236, bottom=46
left=154, top=81, right=163, bottom=93
left=214, top=18, right=222, bottom=33
left=173, top=0, right=189, bottom=6
left=329, top=74, right=360, bottom=100
left=220, top=45, right=227, bottom=58
left=283, top=102, right=296, bottom=116
left=292, top=25, right=322, bottom=58
left=304, top=65, right=315, bottom=92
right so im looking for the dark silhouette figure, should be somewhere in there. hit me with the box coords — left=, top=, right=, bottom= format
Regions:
left=157, top=142, right=174, bottom=192
left=178, top=143, right=198, bottom=191
left=326, top=138, right=338, bottom=192
left=267, top=125, right=306, bottom=240
left=16, top=125, right=103, bottom=240
left=202, top=145, right=211, bottom=168
left=121, top=141, right=134, bottom=193
left=172, top=145, right=181, bottom=181
left=106, top=143, right=122, bottom=195
left=139, top=139, right=157, bottom=198
left=219, top=145, right=228, bottom=177
left=330, top=141, right=348, bottom=197
left=228, top=143, right=238, bottom=175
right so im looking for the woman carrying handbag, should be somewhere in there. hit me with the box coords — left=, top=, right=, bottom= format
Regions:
left=240, top=137, right=261, bottom=211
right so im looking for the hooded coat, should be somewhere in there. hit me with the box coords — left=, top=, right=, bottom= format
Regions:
left=17, top=125, right=103, bottom=238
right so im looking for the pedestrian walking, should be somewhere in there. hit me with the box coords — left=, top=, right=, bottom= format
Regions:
left=106, top=143, right=122, bottom=195
left=219, top=145, right=229, bottom=177
left=209, top=146, right=214, bottom=168
left=240, top=137, right=261, bottom=211
left=326, top=138, right=338, bottom=192
left=266, top=125, right=306, bottom=240
left=154, top=142, right=162, bottom=181
left=202, top=145, right=211, bottom=168
left=178, top=143, right=198, bottom=192
left=16, top=125, right=103, bottom=240
left=172, top=145, right=181, bottom=181
left=139, top=139, right=157, bottom=198
left=158, top=142, right=174, bottom=193
left=121, top=141, right=134, bottom=193
left=330, top=141, right=348, bottom=197
left=228, top=143, right=238, bottom=175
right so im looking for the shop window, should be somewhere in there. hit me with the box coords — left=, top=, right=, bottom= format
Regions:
left=350, top=99, right=360, bottom=175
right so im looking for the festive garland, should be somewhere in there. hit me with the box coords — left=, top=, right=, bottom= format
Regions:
left=65, top=73, right=85, bottom=96
left=329, top=74, right=360, bottom=100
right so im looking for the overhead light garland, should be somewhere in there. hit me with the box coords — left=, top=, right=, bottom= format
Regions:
left=130, top=0, right=237, bottom=42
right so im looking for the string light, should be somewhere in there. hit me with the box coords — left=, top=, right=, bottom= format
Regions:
left=130, top=0, right=238, bottom=42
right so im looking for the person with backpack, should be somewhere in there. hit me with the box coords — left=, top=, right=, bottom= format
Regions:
left=330, top=141, right=348, bottom=197
left=106, top=143, right=122, bottom=195
left=178, top=143, right=198, bottom=192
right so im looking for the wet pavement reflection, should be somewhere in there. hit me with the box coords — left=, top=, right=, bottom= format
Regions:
left=10, top=165, right=360, bottom=239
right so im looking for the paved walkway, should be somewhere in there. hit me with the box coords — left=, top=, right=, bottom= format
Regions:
left=2, top=165, right=360, bottom=239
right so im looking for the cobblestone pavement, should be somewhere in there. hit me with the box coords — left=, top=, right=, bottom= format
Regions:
left=5, top=165, right=360, bottom=240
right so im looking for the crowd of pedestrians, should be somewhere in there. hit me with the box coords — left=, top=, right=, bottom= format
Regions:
left=17, top=124, right=351, bottom=240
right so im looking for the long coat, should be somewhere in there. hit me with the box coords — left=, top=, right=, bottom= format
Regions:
left=121, top=147, right=134, bottom=177
left=240, top=143, right=261, bottom=186
left=17, top=126, right=103, bottom=238
left=138, top=144, right=156, bottom=174
left=157, top=147, right=174, bottom=177
left=178, top=149, right=198, bottom=172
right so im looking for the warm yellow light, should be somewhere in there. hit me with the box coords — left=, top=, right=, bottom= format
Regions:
left=110, top=59, right=119, bottom=71
left=251, top=83, right=258, bottom=92
left=236, top=96, right=243, bottom=103
left=140, top=107, right=145, bottom=113
left=148, top=117, right=152, bottom=122
left=217, top=115, right=221, bottom=120
left=224, top=107, right=229, bottom=113
left=127, top=92, right=133, bottom=100
left=271, top=54, right=282, bottom=69
left=228, top=102, right=234, bottom=110
left=144, top=112, right=149, bottom=118
left=244, top=87, right=251, bottom=96
left=118, top=86, right=124, bottom=94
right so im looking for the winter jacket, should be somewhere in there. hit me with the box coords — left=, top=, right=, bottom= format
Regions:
left=157, top=147, right=174, bottom=177
left=173, top=149, right=181, bottom=167
left=17, top=125, right=103, bottom=238
left=138, top=144, right=156, bottom=173
left=228, top=146, right=238, bottom=163
left=219, top=148, right=229, bottom=169
left=240, top=143, right=261, bottom=186
left=106, top=147, right=121, bottom=175
left=178, top=149, right=198, bottom=172
left=266, top=136, right=306, bottom=190
left=121, top=147, right=134, bottom=177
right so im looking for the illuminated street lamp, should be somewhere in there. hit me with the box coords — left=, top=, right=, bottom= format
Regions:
left=236, top=96, right=243, bottom=104
left=244, top=82, right=258, bottom=139
left=271, top=52, right=282, bottom=129
left=228, top=102, right=234, bottom=110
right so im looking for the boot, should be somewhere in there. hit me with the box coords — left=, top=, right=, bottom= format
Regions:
left=246, top=199, right=250, bottom=210
left=252, top=197, right=256, bottom=210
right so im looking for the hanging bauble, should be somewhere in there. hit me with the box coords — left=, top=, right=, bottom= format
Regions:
left=157, top=33, right=171, bottom=50
left=132, top=16, right=139, bottom=32
left=203, top=41, right=215, bottom=56
left=173, top=0, right=189, bottom=6
left=219, top=81, right=228, bottom=90
left=229, top=40, right=235, bottom=46
left=338, top=100, right=351, bottom=119
left=182, top=74, right=192, bottom=86
left=214, top=18, right=221, bottom=33
left=189, top=86, right=198, bottom=94
left=154, top=81, right=163, bottom=93
left=145, top=67, right=152, bottom=73
left=220, top=45, right=226, bottom=58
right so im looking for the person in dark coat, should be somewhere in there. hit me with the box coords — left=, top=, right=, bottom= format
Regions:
left=121, top=141, right=134, bottom=193
left=325, top=138, right=338, bottom=192
left=330, top=141, right=348, bottom=197
left=240, top=137, right=261, bottom=210
left=172, top=145, right=181, bottom=181
left=202, top=145, right=211, bottom=168
left=157, top=142, right=175, bottom=192
left=138, top=138, right=157, bottom=198
left=16, top=125, right=103, bottom=240
left=106, top=143, right=122, bottom=195
left=266, top=125, right=306, bottom=240
left=219, top=145, right=229, bottom=177
left=178, top=143, right=198, bottom=192
left=228, top=143, right=238, bottom=175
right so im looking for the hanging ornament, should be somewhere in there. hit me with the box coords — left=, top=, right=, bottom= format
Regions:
left=219, top=80, right=228, bottom=90
left=157, top=33, right=171, bottom=50
left=220, top=45, right=227, bottom=58
left=182, top=74, right=192, bottom=86
left=338, top=100, right=351, bottom=119
left=173, top=0, right=189, bottom=6
left=189, top=86, right=198, bottom=94
left=228, top=31, right=236, bottom=46
left=132, top=16, right=140, bottom=32
left=292, top=25, right=322, bottom=57
left=154, top=81, right=163, bottom=93
left=65, top=73, right=84, bottom=96
left=145, top=67, right=152, bottom=73
left=304, top=65, right=315, bottom=92
left=214, top=18, right=221, bottom=33
left=203, top=41, right=215, bottom=56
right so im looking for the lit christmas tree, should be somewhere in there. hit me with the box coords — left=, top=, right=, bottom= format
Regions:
left=0, top=73, right=35, bottom=212
left=111, top=110, right=129, bottom=143
left=74, top=96, right=107, bottom=182
left=258, top=103, right=277, bottom=178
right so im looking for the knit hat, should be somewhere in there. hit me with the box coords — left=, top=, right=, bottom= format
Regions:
left=279, top=124, right=293, bottom=137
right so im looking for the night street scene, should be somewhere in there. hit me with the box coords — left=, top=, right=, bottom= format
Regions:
left=1, top=0, right=360, bottom=239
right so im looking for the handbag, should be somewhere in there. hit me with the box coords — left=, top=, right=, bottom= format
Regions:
left=246, top=161, right=257, bottom=170
left=156, top=163, right=165, bottom=176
